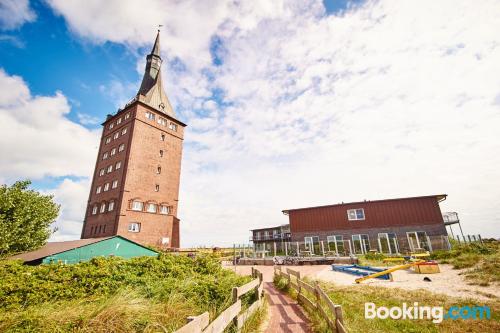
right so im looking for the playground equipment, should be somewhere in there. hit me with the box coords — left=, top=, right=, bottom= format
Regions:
left=332, top=264, right=393, bottom=280
left=354, top=261, right=423, bottom=283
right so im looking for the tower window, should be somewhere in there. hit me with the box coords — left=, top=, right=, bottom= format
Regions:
left=100, top=203, right=106, bottom=213
left=112, top=180, right=118, bottom=189
left=169, top=122, right=178, bottom=131
left=145, top=111, right=155, bottom=120
left=115, top=161, right=122, bottom=169
left=109, top=123, right=114, bottom=129
left=96, top=186, right=102, bottom=194
left=104, top=183, right=110, bottom=191
left=117, top=117, right=122, bottom=124
left=128, top=223, right=141, bottom=232
left=92, top=205, right=98, bottom=215
left=157, top=166, right=161, bottom=174
left=121, top=127, right=127, bottom=135
left=160, top=205, right=171, bottom=215
left=111, top=148, right=116, bottom=156
left=131, top=201, right=143, bottom=211
left=125, top=112, right=130, bottom=119
left=105, top=137, right=111, bottom=144
left=147, top=203, right=157, bottom=213
left=119, top=144, right=125, bottom=152
left=99, top=168, right=105, bottom=176
left=158, top=117, right=167, bottom=126
left=108, top=201, right=115, bottom=211
left=102, top=152, right=108, bottom=160
left=155, top=184, right=160, bottom=192
left=107, top=165, right=113, bottom=173
left=160, top=133, right=165, bottom=141
left=159, top=150, right=163, bottom=157
left=113, top=132, right=119, bottom=140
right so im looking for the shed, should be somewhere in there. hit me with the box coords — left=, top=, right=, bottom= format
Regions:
left=9, top=235, right=158, bottom=265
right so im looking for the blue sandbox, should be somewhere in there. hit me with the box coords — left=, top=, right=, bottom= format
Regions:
left=332, top=264, right=391, bottom=280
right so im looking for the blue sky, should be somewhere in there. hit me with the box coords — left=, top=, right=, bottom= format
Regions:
left=0, top=0, right=499, bottom=245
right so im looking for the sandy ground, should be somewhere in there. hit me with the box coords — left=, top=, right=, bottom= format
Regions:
left=225, top=263, right=499, bottom=302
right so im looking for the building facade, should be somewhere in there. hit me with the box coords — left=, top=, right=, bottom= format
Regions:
left=80, top=32, right=185, bottom=248
left=250, top=225, right=291, bottom=254
left=282, top=195, right=450, bottom=255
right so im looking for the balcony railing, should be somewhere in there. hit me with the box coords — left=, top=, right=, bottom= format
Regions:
left=250, top=233, right=291, bottom=241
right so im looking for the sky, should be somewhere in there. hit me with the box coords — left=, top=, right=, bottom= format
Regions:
left=0, top=0, right=499, bottom=247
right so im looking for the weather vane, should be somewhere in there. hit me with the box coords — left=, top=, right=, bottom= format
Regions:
left=158, top=24, right=163, bottom=32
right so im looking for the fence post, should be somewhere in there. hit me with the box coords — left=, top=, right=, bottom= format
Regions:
left=285, top=242, right=288, bottom=256
left=314, top=281, right=321, bottom=309
left=232, top=287, right=238, bottom=328
left=335, top=305, right=345, bottom=332
left=478, top=234, right=483, bottom=244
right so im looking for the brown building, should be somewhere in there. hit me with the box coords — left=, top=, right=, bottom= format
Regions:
left=282, top=194, right=450, bottom=255
left=80, top=31, right=186, bottom=248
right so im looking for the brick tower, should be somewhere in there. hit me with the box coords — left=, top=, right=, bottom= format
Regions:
left=81, top=31, right=185, bottom=248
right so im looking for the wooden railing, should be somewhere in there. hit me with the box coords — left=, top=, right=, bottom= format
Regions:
left=274, top=266, right=347, bottom=333
left=175, top=268, right=264, bottom=333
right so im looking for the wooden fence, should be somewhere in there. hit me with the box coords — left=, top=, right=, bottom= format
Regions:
left=274, top=266, right=347, bottom=333
left=174, top=268, right=264, bottom=333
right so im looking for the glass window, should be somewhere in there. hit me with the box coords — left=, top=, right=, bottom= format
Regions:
left=99, top=169, right=105, bottom=176
left=108, top=201, right=114, bottom=211
left=92, top=205, right=98, bottom=215
left=102, top=152, right=108, bottom=160
left=121, top=127, right=127, bottom=135
left=115, top=161, right=121, bottom=169
left=132, top=201, right=143, bottom=211
left=113, top=132, right=119, bottom=140
left=112, top=180, right=118, bottom=188
left=352, top=234, right=370, bottom=254
left=155, top=184, right=160, bottom=192
left=111, top=148, right=116, bottom=156
left=109, top=123, right=114, bottom=129
left=169, top=122, right=178, bottom=131
left=160, top=205, right=171, bottom=214
left=125, top=112, right=130, bottom=119
left=158, top=117, right=167, bottom=126
left=119, top=144, right=125, bottom=152
left=107, top=165, right=113, bottom=173
left=103, top=183, right=109, bottom=191
left=117, top=117, right=122, bottom=124
left=128, top=223, right=141, bottom=232
left=105, top=137, right=111, bottom=144
left=145, top=111, right=155, bottom=120
left=347, top=208, right=365, bottom=221
left=100, top=202, right=106, bottom=213
left=147, top=203, right=157, bottom=213
left=96, top=186, right=101, bottom=194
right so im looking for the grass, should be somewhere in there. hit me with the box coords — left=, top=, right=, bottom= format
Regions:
left=274, top=275, right=500, bottom=333
left=0, top=254, right=255, bottom=332
left=430, top=240, right=500, bottom=286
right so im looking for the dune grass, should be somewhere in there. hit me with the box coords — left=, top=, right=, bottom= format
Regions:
left=0, top=254, right=253, bottom=332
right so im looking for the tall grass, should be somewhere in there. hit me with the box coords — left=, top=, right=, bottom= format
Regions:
left=0, top=254, right=252, bottom=332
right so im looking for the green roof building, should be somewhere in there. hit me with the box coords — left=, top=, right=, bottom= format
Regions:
left=9, top=236, right=158, bottom=265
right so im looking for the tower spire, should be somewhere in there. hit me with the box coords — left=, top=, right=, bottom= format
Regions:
left=136, top=30, right=174, bottom=116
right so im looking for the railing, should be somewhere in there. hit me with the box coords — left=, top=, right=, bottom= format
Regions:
left=250, top=234, right=291, bottom=241
left=174, top=268, right=264, bottom=333
left=274, top=266, right=347, bottom=333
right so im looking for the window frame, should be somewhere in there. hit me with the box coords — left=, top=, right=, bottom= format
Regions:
left=128, top=222, right=141, bottom=232
left=118, top=144, right=125, bottom=152
left=108, top=201, right=115, bottom=211
left=112, top=180, right=118, bottom=189
left=347, top=208, right=365, bottom=221
left=115, top=161, right=121, bottom=169
left=131, top=201, right=143, bottom=211
left=146, top=203, right=157, bottom=213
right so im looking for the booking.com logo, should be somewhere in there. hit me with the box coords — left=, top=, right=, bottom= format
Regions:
left=365, top=302, right=491, bottom=323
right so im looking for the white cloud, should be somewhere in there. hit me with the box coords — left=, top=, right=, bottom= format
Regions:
left=0, top=69, right=100, bottom=181
left=0, top=0, right=36, bottom=30
left=77, top=112, right=100, bottom=125
left=46, top=178, right=90, bottom=241
left=40, top=0, right=500, bottom=245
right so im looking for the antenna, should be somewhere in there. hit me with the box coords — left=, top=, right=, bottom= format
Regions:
left=158, top=24, right=163, bottom=32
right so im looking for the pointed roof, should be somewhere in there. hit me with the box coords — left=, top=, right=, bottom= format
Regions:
left=136, top=30, right=175, bottom=117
